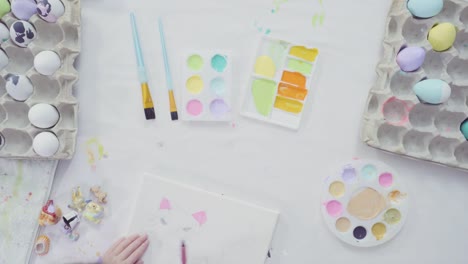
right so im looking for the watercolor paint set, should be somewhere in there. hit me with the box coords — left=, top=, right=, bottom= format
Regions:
left=242, top=36, right=319, bottom=130
left=362, top=0, right=468, bottom=171
left=180, top=52, right=232, bottom=121
left=0, top=0, right=80, bottom=159
left=321, top=159, right=408, bottom=247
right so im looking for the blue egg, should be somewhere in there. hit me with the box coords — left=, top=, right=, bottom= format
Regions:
left=413, top=79, right=451, bottom=104
left=407, top=0, right=443, bottom=18
left=461, top=119, right=468, bottom=140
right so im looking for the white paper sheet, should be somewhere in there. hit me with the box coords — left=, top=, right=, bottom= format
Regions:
left=128, top=174, right=279, bottom=264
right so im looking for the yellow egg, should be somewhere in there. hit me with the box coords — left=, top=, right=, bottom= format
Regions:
left=428, top=23, right=457, bottom=52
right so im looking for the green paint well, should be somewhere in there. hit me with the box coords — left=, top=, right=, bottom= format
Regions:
left=0, top=0, right=10, bottom=19
left=287, top=59, right=313, bottom=75
left=187, top=55, right=204, bottom=71
left=268, top=41, right=288, bottom=67
left=211, top=54, right=227, bottom=72
left=252, top=79, right=277, bottom=116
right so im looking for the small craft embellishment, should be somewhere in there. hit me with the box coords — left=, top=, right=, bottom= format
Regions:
left=83, top=201, right=104, bottom=224
left=68, top=186, right=88, bottom=212
left=61, top=210, right=80, bottom=234
left=35, top=235, right=50, bottom=256
left=90, top=186, right=107, bottom=204
left=38, top=200, right=62, bottom=226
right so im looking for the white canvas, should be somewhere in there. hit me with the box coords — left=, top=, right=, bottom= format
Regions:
left=128, top=174, right=279, bottom=264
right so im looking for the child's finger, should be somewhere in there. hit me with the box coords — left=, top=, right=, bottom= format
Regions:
left=120, top=234, right=148, bottom=260
left=108, top=237, right=126, bottom=253
left=113, top=234, right=140, bottom=254
left=134, top=260, right=144, bottom=264
left=126, top=240, right=149, bottom=264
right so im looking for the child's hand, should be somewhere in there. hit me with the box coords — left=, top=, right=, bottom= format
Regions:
left=102, top=234, right=149, bottom=264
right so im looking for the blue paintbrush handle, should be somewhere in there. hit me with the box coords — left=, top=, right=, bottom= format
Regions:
left=158, top=18, right=174, bottom=91
left=130, top=13, right=147, bottom=83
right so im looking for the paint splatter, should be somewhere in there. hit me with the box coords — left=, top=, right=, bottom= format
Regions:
left=272, top=0, right=289, bottom=13
left=192, top=211, right=207, bottom=226
left=25, top=192, right=32, bottom=202
left=312, top=0, right=326, bottom=27
left=267, top=250, right=271, bottom=258
left=160, top=218, right=167, bottom=225
left=182, top=227, right=192, bottom=232
left=159, top=198, right=171, bottom=210
left=85, top=138, right=108, bottom=171
left=254, top=21, right=271, bottom=35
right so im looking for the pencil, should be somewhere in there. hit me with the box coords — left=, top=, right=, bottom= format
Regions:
left=130, top=13, right=156, bottom=120
left=181, top=240, right=187, bottom=264
left=158, top=18, right=178, bottom=121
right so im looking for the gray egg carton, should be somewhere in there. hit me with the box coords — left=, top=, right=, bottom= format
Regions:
left=362, top=0, right=468, bottom=170
left=0, top=0, right=80, bottom=159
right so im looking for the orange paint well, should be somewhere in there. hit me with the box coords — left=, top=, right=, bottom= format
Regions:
left=281, top=71, right=306, bottom=88
left=278, top=82, right=308, bottom=100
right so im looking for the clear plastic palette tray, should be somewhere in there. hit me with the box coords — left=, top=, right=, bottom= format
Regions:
left=0, top=0, right=80, bottom=159
left=242, top=36, right=319, bottom=130
left=362, top=0, right=468, bottom=170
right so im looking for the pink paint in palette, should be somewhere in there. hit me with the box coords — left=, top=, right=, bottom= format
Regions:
left=181, top=52, right=232, bottom=121
left=321, top=159, right=409, bottom=247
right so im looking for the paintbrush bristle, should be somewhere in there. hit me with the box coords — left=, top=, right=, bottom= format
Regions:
left=144, top=108, right=156, bottom=120
left=171, top=111, right=178, bottom=121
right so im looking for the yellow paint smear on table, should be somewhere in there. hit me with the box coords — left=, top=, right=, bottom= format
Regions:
left=278, top=82, right=308, bottom=100
left=289, top=46, right=319, bottom=62
left=281, top=71, right=306, bottom=88
left=274, top=96, right=303, bottom=114
left=254, top=55, right=276, bottom=78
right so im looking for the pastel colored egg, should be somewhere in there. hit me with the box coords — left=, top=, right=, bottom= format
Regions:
left=34, top=50, right=61, bottom=75
left=460, top=119, right=468, bottom=140
left=0, top=0, right=11, bottom=19
left=12, top=0, right=38, bottom=20
left=9, top=20, right=36, bottom=47
left=0, top=48, right=8, bottom=70
left=33, top=132, right=59, bottom=157
left=28, top=104, right=60, bottom=129
left=37, top=0, right=65, bottom=23
left=407, top=0, right=443, bottom=18
left=0, top=23, right=9, bottom=44
left=428, top=23, right=457, bottom=52
left=396, top=47, right=425, bottom=72
left=413, top=79, right=451, bottom=104
left=5, top=74, right=33, bottom=101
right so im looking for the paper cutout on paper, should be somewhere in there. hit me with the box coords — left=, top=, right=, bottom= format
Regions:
left=159, top=198, right=171, bottom=210
left=192, top=211, right=207, bottom=226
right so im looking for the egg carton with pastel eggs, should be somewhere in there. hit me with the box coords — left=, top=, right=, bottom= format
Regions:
left=0, top=0, right=80, bottom=159
left=321, top=159, right=409, bottom=247
left=362, top=0, right=468, bottom=170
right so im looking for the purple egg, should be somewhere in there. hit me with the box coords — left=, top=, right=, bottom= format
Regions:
left=396, top=46, right=426, bottom=72
left=12, top=0, right=37, bottom=20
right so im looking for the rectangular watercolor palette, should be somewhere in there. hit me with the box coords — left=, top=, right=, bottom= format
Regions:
left=180, top=51, right=232, bottom=121
left=241, top=36, right=319, bottom=130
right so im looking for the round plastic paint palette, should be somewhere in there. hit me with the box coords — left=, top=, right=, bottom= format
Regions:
left=321, top=159, right=409, bottom=247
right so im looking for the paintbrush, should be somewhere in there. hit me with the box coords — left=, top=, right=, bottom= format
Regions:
left=130, top=13, right=155, bottom=120
left=158, top=18, right=178, bottom=121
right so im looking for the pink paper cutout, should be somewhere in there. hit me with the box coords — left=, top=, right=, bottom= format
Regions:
left=192, top=211, right=207, bottom=226
left=159, top=198, right=171, bottom=210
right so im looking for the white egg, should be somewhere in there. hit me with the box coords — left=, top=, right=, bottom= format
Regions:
left=0, top=23, right=9, bottom=44
left=36, top=0, right=65, bottom=23
left=33, top=132, right=59, bottom=157
left=6, top=74, right=33, bottom=101
left=0, top=49, right=8, bottom=70
left=28, top=104, right=60, bottom=128
left=34, top=50, right=61, bottom=75
left=9, top=20, right=36, bottom=47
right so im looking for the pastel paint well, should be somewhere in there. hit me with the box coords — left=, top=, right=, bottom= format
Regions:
left=347, top=187, right=386, bottom=220
left=361, top=164, right=378, bottom=180
left=186, top=75, right=204, bottom=94
left=252, top=79, right=277, bottom=116
left=287, top=59, right=313, bottom=75
left=388, top=190, right=406, bottom=204
left=210, top=99, right=229, bottom=118
left=210, top=77, right=225, bottom=96
left=277, top=82, right=308, bottom=101
left=255, top=55, right=276, bottom=78
left=289, top=46, right=319, bottom=62
left=371, top=223, right=386, bottom=240
left=341, top=165, right=357, bottom=183
left=187, top=54, right=204, bottom=71
left=329, top=181, right=345, bottom=198
left=281, top=71, right=306, bottom=88
left=384, top=208, right=401, bottom=225
left=211, top=54, right=227, bottom=72
left=274, top=96, right=303, bottom=114
left=325, top=200, right=342, bottom=217
left=353, top=226, right=367, bottom=240
left=379, top=173, right=393, bottom=187
left=336, top=217, right=351, bottom=232
left=186, top=99, right=203, bottom=116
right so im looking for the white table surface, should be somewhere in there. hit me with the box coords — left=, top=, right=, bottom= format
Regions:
left=32, top=0, right=468, bottom=263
